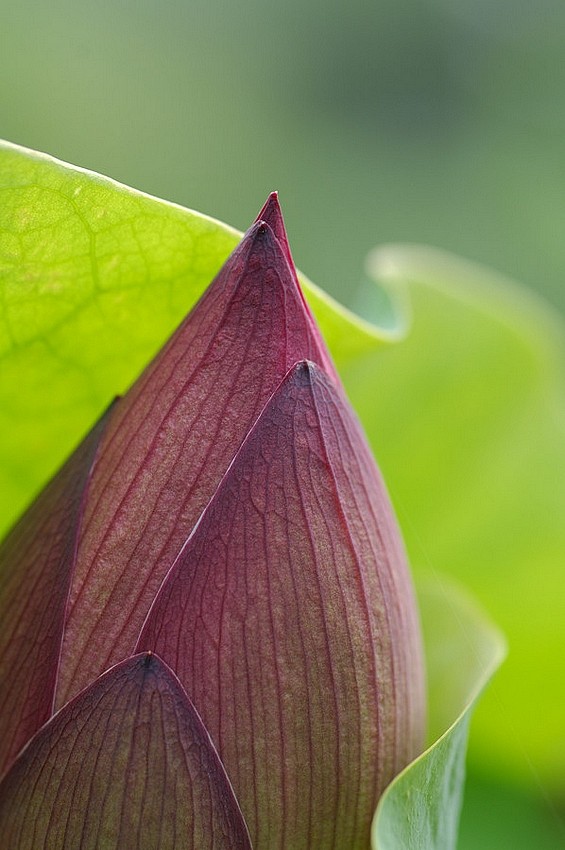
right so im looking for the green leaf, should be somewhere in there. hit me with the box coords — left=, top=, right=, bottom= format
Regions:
left=0, top=141, right=398, bottom=539
left=346, top=245, right=565, bottom=790
left=372, top=576, right=506, bottom=850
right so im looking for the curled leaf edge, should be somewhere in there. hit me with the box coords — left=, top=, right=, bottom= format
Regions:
left=371, top=575, right=507, bottom=849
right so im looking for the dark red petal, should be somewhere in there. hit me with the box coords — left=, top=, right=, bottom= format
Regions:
left=0, top=410, right=109, bottom=778
left=254, top=192, right=338, bottom=382
left=138, top=361, right=425, bottom=850
left=56, top=219, right=337, bottom=707
left=254, top=192, right=294, bottom=269
left=0, top=653, right=252, bottom=850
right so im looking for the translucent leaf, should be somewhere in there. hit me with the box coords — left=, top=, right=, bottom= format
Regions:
left=372, top=577, right=506, bottom=850
left=347, top=245, right=565, bottom=788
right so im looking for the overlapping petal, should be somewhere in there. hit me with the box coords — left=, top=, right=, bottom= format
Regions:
left=254, top=193, right=337, bottom=382
left=56, top=206, right=335, bottom=706
left=0, top=410, right=109, bottom=778
left=138, top=360, right=425, bottom=850
left=0, top=653, right=252, bottom=850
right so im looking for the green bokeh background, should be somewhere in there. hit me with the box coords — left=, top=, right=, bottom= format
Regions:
left=3, top=1, right=565, bottom=846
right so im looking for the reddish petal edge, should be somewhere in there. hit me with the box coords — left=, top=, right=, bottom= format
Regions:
left=0, top=653, right=252, bottom=850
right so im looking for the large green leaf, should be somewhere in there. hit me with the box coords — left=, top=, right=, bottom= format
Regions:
left=373, top=576, right=505, bottom=850
left=346, top=246, right=565, bottom=792
left=0, top=141, right=398, bottom=538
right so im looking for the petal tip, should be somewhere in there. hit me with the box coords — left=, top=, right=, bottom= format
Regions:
left=254, top=192, right=294, bottom=265
left=243, top=217, right=277, bottom=248
left=287, top=358, right=328, bottom=391
left=255, top=191, right=282, bottom=225
left=141, top=649, right=154, bottom=669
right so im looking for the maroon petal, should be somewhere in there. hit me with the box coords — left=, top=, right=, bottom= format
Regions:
left=254, top=192, right=294, bottom=272
left=0, top=653, right=252, bottom=850
left=138, top=361, right=425, bottom=850
left=254, top=192, right=338, bottom=382
left=0, top=411, right=109, bottom=778
left=56, top=215, right=336, bottom=707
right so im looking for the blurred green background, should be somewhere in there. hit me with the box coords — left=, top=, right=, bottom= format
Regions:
left=3, top=1, right=565, bottom=846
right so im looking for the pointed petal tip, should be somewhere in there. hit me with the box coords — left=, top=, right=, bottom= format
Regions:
left=255, top=191, right=282, bottom=225
left=254, top=192, right=295, bottom=267
left=279, top=359, right=341, bottom=412
left=252, top=219, right=271, bottom=236
left=125, top=649, right=183, bottom=677
left=253, top=197, right=340, bottom=384
left=141, top=649, right=154, bottom=669
left=287, top=358, right=329, bottom=391
left=232, top=218, right=282, bottom=268
left=290, top=358, right=315, bottom=381
left=134, top=650, right=177, bottom=681
left=243, top=217, right=276, bottom=245
left=240, top=217, right=299, bottom=275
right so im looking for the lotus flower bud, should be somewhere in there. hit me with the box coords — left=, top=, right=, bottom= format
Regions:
left=0, top=194, right=425, bottom=848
